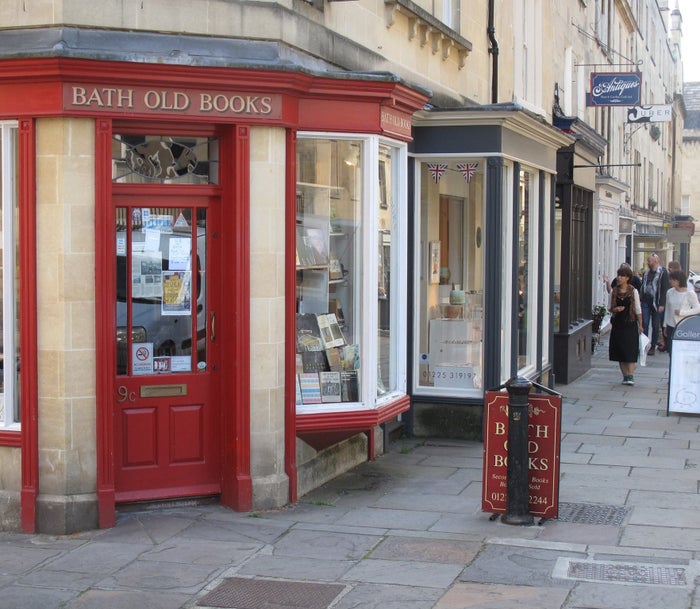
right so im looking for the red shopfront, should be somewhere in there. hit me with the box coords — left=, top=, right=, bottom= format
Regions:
left=0, top=58, right=428, bottom=533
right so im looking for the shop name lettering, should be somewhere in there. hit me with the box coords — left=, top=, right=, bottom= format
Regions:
left=491, top=421, right=550, bottom=471
left=70, top=87, right=275, bottom=115
left=381, top=110, right=411, bottom=131
left=592, top=78, right=639, bottom=98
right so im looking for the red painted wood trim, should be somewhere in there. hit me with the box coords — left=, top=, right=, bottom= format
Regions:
left=0, top=431, right=21, bottom=447
left=220, top=125, right=252, bottom=511
left=95, top=118, right=116, bottom=529
left=285, top=129, right=298, bottom=504
left=296, top=395, right=411, bottom=432
left=0, top=58, right=429, bottom=141
left=19, top=118, right=38, bottom=533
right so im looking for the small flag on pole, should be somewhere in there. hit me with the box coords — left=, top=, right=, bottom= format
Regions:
left=456, top=162, right=479, bottom=182
left=427, top=163, right=448, bottom=183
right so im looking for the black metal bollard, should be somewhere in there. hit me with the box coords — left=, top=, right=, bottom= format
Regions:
left=501, top=376, right=534, bottom=525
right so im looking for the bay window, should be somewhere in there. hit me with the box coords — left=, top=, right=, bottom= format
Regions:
left=295, top=135, right=407, bottom=411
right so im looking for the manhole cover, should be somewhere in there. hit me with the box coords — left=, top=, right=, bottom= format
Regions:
left=197, top=577, right=345, bottom=609
left=567, top=561, right=687, bottom=586
left=557, top=502, right=629, bottom=526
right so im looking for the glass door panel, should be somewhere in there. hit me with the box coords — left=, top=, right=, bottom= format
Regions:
left=116, top=206, right=207, bottom=376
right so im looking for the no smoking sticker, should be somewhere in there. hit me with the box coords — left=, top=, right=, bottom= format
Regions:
left=132, top=342, right=154, bottom=375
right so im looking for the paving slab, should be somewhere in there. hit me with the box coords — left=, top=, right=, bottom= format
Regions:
left=236, top=554, right=355, bottom=581
left=563, top=580, right=691, bottom=609
left=18, top=568, right=106, bottom=591
left=381, top=477, right=471, bottom=496
left=560, top=433, right=626, bottom=446
left=434, top=582, right=570, bottom=609
left=141, top=538, right=261, bottom=565
left=268, top=528, right=381, bottom=560
left=370, top=535, right=481, bottom=564
left=40, top=541, right=152, bottom=575
left=182, top=516, right=290, bottom=544
left=0, top=585, right=77, bottom=609
left=458, top=544, right=582, bottom=588
left=99, top=513, right=194, bottom=545
left=626, top=489, right=700, bottom=509
left=334, top=506, right=441, bottom=530
left=536, top=521, right=621, bottom=546
left=557, top=481, right=629, bottom=505
left=428, top=513, right=540, bottom=539
left=628, top=506, right=700, bottom=528
left=0, top=545, right=62, bottom=574
left=621, top=525, right=700, bottom=551
left=98, top=559, right=219, bottom=592
left=330, top=581, right=442, bottom=609
left=341, top=558, right=463, bottom=588
left=65, top=589, right=190, bottom=609
left=372, top=492, right=477, bottom=514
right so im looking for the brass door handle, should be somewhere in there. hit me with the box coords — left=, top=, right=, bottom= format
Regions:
left=210, top=311, right=216, bottom=342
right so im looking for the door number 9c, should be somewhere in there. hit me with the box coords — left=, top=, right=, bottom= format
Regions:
left=116, top=385, right=136, bottom=403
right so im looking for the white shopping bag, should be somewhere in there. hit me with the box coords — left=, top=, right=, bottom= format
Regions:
left=638, top=331, right=651, bottom=366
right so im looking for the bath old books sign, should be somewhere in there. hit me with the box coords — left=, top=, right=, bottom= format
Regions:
left=482, top=391, right=562, bottom=519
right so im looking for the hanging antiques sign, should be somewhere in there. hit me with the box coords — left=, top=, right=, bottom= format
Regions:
left=587, top=72, right=642, bottom=106
left=482, top=391, right=562, bottom=519
left=627, top=105, right=672, bottom=123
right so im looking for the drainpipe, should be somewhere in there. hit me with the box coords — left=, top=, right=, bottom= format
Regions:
left=488, top=0, right=499, bottom=103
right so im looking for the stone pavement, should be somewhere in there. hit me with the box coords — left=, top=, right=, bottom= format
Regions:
left=1, top=337, right=699, bottom=609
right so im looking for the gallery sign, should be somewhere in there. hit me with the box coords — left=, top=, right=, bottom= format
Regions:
left=482, top=391, right=562, bottom=519
left=668, top=314, right=700, bottom=415
left=627, top=105, right=672, bottom=123
left=588, top=72, right=642, bottom=106
left=63, top=84, right=282, bottom=119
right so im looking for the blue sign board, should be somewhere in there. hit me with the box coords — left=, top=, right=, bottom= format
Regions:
left=588, top=72, right=642, bottom=106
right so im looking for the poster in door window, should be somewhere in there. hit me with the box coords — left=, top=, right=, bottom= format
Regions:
left=132, top=251, right=163, bottom=298
left=162, top=270, right=192, bottom=315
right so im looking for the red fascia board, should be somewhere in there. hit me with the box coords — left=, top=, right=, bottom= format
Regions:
left=0, top=58, right=427, bottom=127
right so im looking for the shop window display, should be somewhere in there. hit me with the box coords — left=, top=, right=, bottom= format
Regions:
left=415, top=159, right=484, bottom=396
left=0, top=122, right=19, bottom=427
left=295, top=138, right=363, bottom=405
left=295, top=136, right=407, bottom=408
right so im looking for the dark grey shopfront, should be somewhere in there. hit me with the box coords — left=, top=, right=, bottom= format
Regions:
left=405, top=105, right=573, bottom=438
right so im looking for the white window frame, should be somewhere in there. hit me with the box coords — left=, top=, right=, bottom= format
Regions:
left=517, top=166, right=540, bottom=379
left=375, top=138, right=408, bottom=407
left=1, top=121, right=19, bottom=429
left=500, top=161, right=514, bottom=383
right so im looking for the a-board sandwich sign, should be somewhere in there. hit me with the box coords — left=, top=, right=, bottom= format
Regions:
left=668, top=314, right=700, bottom=415
left=482, top=391, right=562, bottom=519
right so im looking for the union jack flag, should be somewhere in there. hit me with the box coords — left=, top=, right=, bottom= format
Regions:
left=456, top=162, right=479, bottom=182
left=427, top=163, right=448, bottom=183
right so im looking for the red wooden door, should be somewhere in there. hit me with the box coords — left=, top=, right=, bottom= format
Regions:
left=113, top=195, right=221, bottom=502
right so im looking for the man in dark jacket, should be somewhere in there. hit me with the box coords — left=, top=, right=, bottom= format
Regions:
left=640, top=253, right=669, bottom=355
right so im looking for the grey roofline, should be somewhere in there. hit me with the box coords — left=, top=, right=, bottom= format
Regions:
left=0, top=26, right=432, bottom=97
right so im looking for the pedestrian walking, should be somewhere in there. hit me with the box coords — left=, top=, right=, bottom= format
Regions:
left=662, top=269, right=700, bottom=355
left=640, top=253, right=669, bottom=355
left=609, top=264, right=643, bottom=385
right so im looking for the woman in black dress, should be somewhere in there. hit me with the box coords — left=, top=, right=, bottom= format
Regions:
left=609, top=265, right=643, bottom=385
